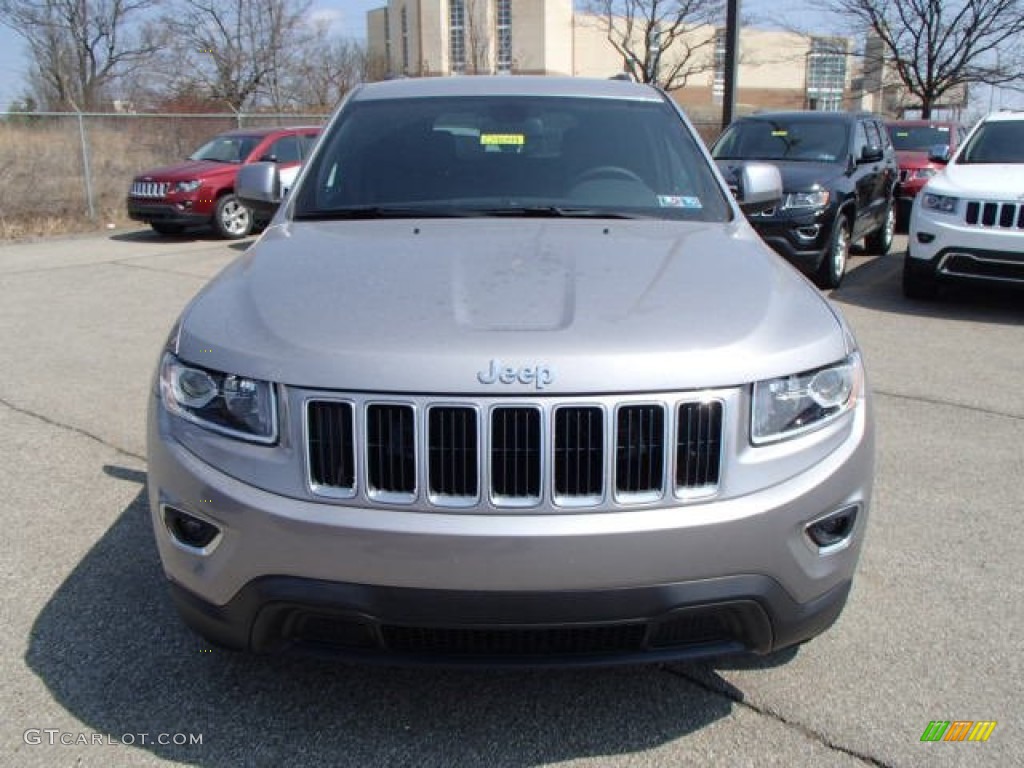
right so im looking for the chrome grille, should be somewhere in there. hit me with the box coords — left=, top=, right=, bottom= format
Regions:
left=964, top=200, right=1024, bottom=229
left=305, top=394, right=725, bottom=510
left=130, top=180, right=169, bottom=198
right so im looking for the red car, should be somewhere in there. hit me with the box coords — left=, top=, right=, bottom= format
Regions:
left=885, top=120, right=966, bottom=230
left=127, top=126, right=320, bottom=238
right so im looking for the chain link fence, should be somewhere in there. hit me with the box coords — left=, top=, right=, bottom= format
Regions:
left=0, top=111, right=724, bottom=237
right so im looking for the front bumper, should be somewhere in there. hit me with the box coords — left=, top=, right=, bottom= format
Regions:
left=909, top=208, right=1024, bottom=286
left=148, top=389, right=873, bottom=664
left=750, top=212, right=833, bottom=273
left=127, top=198, right=212, bottom=226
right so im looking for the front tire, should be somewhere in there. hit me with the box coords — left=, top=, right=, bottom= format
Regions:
left=815, top=215, right=850, bottom=289
left=865, top=199, right=895, bottom=255
left=902, top=254, right=939, bottom=299
left=213, top=194, right=253, bottom=239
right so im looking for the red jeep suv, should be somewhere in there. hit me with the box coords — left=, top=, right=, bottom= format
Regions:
left=885, top=120, right=966, bottom=230
left=127, top=126, right=320, bottom=238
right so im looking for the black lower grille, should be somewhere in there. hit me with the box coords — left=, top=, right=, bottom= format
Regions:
left=382, top=624, right=647, bottom=656
left=491, top=407, right=542, bottom=500
left=367, top=403, right=416, bottom=495
left=676, top=401, right=724, bottom=489
left=616, top=405, right=665, bottom=495
left=307, top=401, right=355, bottom=491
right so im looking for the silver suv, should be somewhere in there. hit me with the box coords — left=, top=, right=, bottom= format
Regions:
left=148, top=76, right=874, bottom=664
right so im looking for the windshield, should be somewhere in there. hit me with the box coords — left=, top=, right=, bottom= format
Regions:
left=713, top=119, right=848, bottom=163
left=189, top=135, right=260, bottom=163
left=886, top=124, right=953, bottom=151
left=957, top=121, right=1024, bottom=164
left=293, top=95, right=730, bottom=222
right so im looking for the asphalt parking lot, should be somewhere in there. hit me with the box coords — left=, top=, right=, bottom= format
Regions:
left=1, top=229, right=1021, bottom=768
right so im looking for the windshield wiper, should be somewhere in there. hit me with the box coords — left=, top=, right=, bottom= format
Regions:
left=294, top=206, right=479, bottom=220
left=467, top=206, right=645, bottom=219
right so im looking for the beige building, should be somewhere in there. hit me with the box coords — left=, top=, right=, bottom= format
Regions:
left=367, top=2, right=857, bottom=121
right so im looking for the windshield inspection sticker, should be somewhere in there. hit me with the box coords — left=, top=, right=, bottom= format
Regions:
left=658, top=195, right=702, bottom=209
left=480, top=133, right=525, bottom=146
left=771, top=130, right=789, bottom=137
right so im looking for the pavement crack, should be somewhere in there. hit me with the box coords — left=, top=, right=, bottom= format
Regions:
left=661, top=665, right=894, bottom=767
left=873, top=389, right=1023, bottom=421
left=0, top=395, right=146, bottom=463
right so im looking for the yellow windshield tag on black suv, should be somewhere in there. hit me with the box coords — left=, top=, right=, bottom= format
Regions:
left=771, top=130, right=788, bottom=137
left=480, top=133, right=525, bottom=146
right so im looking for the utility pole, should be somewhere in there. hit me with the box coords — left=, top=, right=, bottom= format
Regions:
left=722, top=0, right=740, bottom=129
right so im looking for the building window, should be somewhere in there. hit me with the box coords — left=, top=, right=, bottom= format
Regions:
left=401, top=5, right=409, bottom=73
left=807, top=37, right=847, bottom=112
left=450, top=0, right=466, bottom=74
left=496, top=0, right=512, bottom=74
left=712, top=29, right=726, bottom=105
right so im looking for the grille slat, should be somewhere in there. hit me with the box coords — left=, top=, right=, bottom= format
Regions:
left=554, top=406, right=604, bottom=501
left=491, top=407, right=542, bottom=502
left=307, top=401, right=355, bottom=493
left=428, top=407, right=478, bottom=500
left=676, top=402, right=723, bottom=490
left=307, top=396, right=722, bottom=508
left=131, top=180, right=169, bottom=198
left=615, top=405, right=665, bottom=497
left=367, top=404, right=416, bottom=497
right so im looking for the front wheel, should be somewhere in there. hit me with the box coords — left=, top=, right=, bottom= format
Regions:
left=815, top=216, right=850, bottom=289
left=865, top=199, right=895, bottom=255
left=212, top=194, right=253, bottom=239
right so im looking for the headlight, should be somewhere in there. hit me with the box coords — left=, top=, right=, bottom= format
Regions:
left=159, top=353, right=277, bottom=443
left=921, top=192, right=958, bottom=213
left=781, top=189, right=830, bottom=210
left=752, top=353, right=862, bottom=444
left=175, top=180, right=202, bottom=193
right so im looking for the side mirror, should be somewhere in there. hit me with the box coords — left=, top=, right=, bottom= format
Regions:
left=927, top=143, right=952, bottom=164
left=860, top=144, right=884, bottom=163
left=236, top=162, right=281, bottom=218
left=735, top=162, right=783, bottom=213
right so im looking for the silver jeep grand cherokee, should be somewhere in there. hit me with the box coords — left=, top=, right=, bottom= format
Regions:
left=148, top=76, right=874, bottom=664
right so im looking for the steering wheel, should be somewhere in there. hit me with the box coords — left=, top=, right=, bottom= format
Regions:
left=571, top=165, right=646, bottom=186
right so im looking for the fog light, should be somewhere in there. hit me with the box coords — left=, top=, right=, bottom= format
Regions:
left=164, top=505, right=220, bottom=549
left=806, top=505, right=858, bottom=550
left=916, top=232, right=935, bottom=244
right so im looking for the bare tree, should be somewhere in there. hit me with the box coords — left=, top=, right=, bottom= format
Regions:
left=825, top=0, right=1024, bottom=117
left=0, top=0, right=164, bottom=110
left=162, top=0, right=313, bottom=112
left=286, top=27, right=368, bottom=110
left=586, top=0, right=725, bottom=89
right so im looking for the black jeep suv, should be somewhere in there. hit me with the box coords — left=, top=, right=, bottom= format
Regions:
left=712, top=111, right=898, bottom=288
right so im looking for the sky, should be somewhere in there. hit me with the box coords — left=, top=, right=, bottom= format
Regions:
left=0, top=0, right=1016, bottom=113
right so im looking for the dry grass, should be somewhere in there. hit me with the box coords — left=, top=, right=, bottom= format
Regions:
left=0, top=115, right=315, bottom=240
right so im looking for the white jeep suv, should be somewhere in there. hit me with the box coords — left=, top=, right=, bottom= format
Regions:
left=905, top=111, right=1024, bottom=298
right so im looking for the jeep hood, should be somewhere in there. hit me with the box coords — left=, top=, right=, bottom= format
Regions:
left=176, top=219, right=848, bottom=393
left=931, top=162, right=1024, bottom=198
left=716, top=160, right=847, bottom=194
left=134, top=160, right=238, bottom=181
